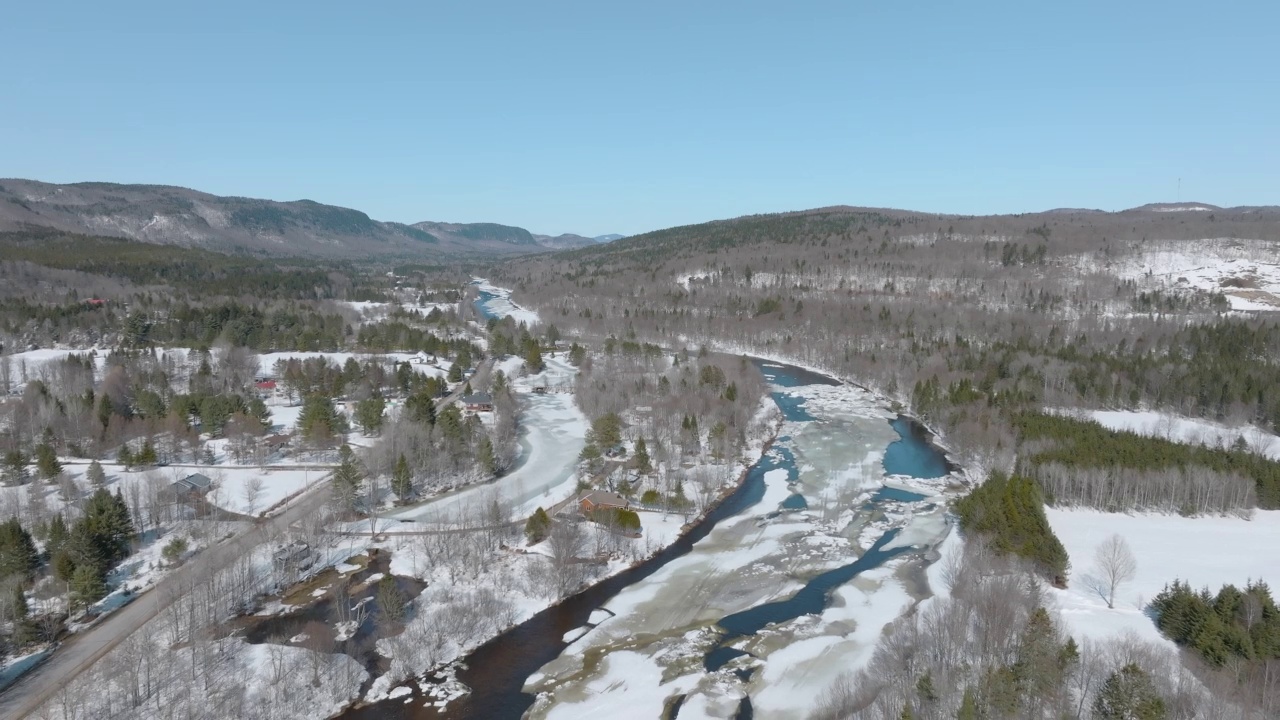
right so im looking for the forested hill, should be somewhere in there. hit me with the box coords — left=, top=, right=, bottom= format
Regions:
left=0, top=178, right=614, bottom=260
left=494, top=200, right=1280, bottom=513
left=538, top=203, right=1280, bottom=269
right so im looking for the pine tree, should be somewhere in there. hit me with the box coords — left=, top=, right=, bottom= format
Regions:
left=916, top=671, right=938, bottom=705
left=0, top=518, right=39, bottom=580
left=525, top=507, right=551, bottom=545
left=300, top=393, right=348, bottom=447
left=2, top=450, right=29, bottom=486
left=448, top=361, right=463, bottom=383
left=354, top=394, right=386, bottom=435
left=634, top=437, right=652, bottom=475
left=136, top=439, right=158, bottom=467
left=86, top=460, right=106, bottom=488
left=117, top=444, right=133, bottom=470
left=46, top=513, right=68, bottom=558
left=34, top=442, right=62, bottom=481
left=391, top=454, right=413, bottom=501
left=331, top=444, right=364, bottom=516
left=478, top=436, right=497, bottom=475
left=405, top=389, right=436, bottom=426
left=70, top=563, right=107, bottom=610
left=523, top=337, right=545, bottom=373
left=1093, top=663, right=1167, bottom=720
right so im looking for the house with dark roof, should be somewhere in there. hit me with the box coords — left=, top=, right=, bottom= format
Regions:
left=460, top=392, right=494, bottom=412
left=174, top=473, right=213, bottom=496
left=163, top=473, right=215, bottom=514
left=579, top=490, right=630, bottom=514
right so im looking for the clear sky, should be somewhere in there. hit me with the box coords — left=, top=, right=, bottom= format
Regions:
left=2, top=1, right=1276, bottom=236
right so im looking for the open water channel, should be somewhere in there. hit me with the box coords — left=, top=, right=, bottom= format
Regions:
left=344, top=350, right=956, bottom=719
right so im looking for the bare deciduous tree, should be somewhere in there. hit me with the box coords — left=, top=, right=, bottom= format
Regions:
left=1095, top=533, right=1137, bottom=609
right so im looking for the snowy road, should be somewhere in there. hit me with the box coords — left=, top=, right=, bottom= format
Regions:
left=0, top=470, right=335, bottom=719
left=386, top=356, right=585, bottom=527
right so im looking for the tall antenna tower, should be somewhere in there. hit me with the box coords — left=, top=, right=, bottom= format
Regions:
left=1178, top=178, right=1181, bottom=202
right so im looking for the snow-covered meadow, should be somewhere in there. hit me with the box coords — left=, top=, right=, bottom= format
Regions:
left=1046, top=507, right=1280, bottom=648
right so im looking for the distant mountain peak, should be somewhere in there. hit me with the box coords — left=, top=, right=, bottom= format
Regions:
left=1128, top=202, right=1222, bottom=213
left=0, top=178, right=550, bottom=259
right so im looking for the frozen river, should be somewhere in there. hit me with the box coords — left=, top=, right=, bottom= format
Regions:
left=384, top=356, right=586, bottom=527
left=345, top=353, right=959, bottom=720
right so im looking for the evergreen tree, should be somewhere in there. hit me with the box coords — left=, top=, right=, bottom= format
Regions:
left=634, top=437, right=653, bottom=475
left=80, top=488, right=136, bottom=569
left=478, top=436, right=497, bottom=475
left=955, top=470, right=1070, bottom=584
left=331, top=444, right=364, bottom=516
left=2, top=450, right=28, bottom=486
left=354, top=393, right=386, bottom=435
left=86, top=460, right=106, bottom=488
left=34, top=442, right=62, bottom=481
left=391, top=454, right=413, bottom=501
left=0, top=518, right=39, bottom=580
left=51, top=550, right=76, bottom=583
left=405, top=389, right=436, bottom=426
left=1092, top=663, right=1167, bottom=720
left=299, top=393, right=347, bottom=446
left=447, top=361, right=463, bottom=383
left=46, top=513, right=68, bottom=558
left=962, top=686, right=977, bottom=717
left=525, top=506, right=551, bottom=545
left=70, top=563, right=107, bottom=609
left=117, top=444, right=133, bottom=470
left=523, top=337, right=545, bottom=373
left=136, top=438, right=158, bottom=467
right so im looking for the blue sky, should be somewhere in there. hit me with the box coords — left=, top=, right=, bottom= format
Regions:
left=2, top=1, right=1276, bottom=236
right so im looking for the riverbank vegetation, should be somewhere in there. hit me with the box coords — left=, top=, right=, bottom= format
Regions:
left=572, top=341, right=769, bottom=513
left=814, top=539, right=1214, bottom=720
left=954, top=470, right=1069, bottom=584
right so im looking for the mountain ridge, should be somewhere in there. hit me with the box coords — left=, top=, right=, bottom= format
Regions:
left=0, top=178, right=621, bottom=259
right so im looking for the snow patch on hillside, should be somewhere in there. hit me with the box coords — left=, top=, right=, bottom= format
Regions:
left=1104, top=238, right=1280, bottom=311
left=1048, top=408, right=1280, bottom=460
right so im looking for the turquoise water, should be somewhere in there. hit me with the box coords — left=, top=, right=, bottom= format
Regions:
left=473, top=287, right=501, bottom=320
left=883, top=416, right=952, bottom=479
left=342, top=358, right=954, bottom=719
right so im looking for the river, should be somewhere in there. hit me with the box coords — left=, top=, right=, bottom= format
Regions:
left=342, top=352, right=957, bottom=720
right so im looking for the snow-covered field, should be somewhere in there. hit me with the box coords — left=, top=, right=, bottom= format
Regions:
left=1050, top=408, right=1280, bottom=459
left=204, top=467, right=321, bottom=516
left=2, top=347, right=108, bottom=389
left=473, top=278, right=540, bottom=326
left=1045, top=507, right=1280, bottom=647
left=1104, top=238, right=1280, bottom=311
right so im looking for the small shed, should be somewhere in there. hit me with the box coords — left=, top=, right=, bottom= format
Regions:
left=579, top=490, right=630, bottom=514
